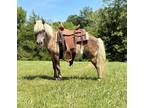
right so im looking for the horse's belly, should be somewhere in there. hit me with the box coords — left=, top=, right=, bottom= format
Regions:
left=75, top=44, right=84, bottom=59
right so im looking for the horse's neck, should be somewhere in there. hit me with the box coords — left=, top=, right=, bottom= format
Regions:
left=45, top=31, right=58, bottom=53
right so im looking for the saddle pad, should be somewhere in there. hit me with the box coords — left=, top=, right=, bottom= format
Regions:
left=76, top=35, right=88, bottom=43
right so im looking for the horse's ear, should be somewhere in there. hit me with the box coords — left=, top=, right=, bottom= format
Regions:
left=33, top=19, right=36, bottom=24
left=42, top=19, right=45, bottom=24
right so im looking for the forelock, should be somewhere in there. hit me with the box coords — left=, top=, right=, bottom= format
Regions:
left=34, top=20, right=44, bottom=33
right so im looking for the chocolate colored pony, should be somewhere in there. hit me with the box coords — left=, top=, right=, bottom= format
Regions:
left=34, top=20, right=106, bottom=80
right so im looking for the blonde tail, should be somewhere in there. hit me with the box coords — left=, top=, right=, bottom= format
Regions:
left=97, top=38, right=106, bottom=63
left=96, top=38, right=106, bottom=79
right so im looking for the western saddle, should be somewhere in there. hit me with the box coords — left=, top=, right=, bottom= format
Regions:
left=58, top=24, right=88, bottom=66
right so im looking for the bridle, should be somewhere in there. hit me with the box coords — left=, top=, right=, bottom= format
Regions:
left=34, top=29, right=45, bottom=36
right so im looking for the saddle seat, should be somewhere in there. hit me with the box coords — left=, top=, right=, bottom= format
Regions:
left=60, top=28, right=87, bottom=49
left=61, top=29, right=86, bottom=36
left=61, top=29, right=74, bottom=36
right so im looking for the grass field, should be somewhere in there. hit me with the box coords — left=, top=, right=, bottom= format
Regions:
left=17, top=61, right=127, bottom=108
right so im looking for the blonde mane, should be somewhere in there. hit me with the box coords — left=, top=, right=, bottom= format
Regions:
left=34, top=20, right=44, bottom=33
left=34, top=20, right=54, bottom=37
left=43, top=23, right=54, bottom=37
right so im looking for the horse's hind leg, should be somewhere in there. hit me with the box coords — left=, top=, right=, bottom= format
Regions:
left=96, top=64, right=103, bottom=80
left=91, top=57, right=103, bottom=80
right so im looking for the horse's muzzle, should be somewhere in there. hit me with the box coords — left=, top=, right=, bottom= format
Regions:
left=36, top=41, right=42, bottom=45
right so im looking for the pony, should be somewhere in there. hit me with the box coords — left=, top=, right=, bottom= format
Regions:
left=34, top=20, right=106, bottom=80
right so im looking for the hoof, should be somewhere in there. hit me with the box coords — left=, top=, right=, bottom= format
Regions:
left=53, top=77, right=61, bottom=80
left=69, top=61, right=73, bottom=66
left=97, top=78, right=102, bottom=81
left=59, top=75, right=62, bottom=78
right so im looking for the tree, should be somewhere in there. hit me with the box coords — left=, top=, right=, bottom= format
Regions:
left=17, top=0, right=127, bottom=61
left=66, top=13, right=88, bottom=28
left=17, top=7, right=51, bottom=60
left=17, top=7, right=27, bottom=59
left=52, top=21, right=75, bottom=30
left=17, top=7, right=26, bottom=29
left=95, top=0, right=127, bottom=61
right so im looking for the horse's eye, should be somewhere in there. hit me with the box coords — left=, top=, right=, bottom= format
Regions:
left=34, top=33, right=38, bottom=39
left=34, top=33, right=37, bottom=37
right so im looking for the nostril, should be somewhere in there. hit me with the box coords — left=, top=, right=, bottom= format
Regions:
left=40, top=42, right=42, bottom=44
left=36, top=42, right=39, bottom=45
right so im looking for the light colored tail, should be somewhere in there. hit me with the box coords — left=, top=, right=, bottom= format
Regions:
left=97, top=38, right=106, bottom=66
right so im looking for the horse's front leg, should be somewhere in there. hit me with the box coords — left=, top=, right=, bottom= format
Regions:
left=52, top=55, right=62, bottom=80
left=56, top=60, right=62, bottom=79
left=52, top=59, right=58, bottom=79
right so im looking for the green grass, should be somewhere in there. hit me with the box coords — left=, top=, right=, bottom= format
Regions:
left=17, top=61, right=127, bottom=108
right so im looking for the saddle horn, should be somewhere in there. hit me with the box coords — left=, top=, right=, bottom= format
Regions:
left=59, top=22, right=64, bottom=31
left=60, top=22, right=64, bottom=28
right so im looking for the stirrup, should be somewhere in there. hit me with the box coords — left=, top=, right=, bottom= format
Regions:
left=69, top=60, right=74, bottom=66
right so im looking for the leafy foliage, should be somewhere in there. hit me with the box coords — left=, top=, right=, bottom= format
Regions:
left=17, top=7, right=50, bottom=60
left=17, top=0, right=127, bottom=61
left=95, top=0, right=127, bottom=61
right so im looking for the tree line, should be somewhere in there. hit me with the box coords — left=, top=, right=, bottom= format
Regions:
left=17, top=0, right=127, bottom=61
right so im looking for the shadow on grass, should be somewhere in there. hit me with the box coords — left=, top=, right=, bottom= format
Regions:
left=23, top=75, right=53, bottom=80
left=23, top=75, right=98, bottom=80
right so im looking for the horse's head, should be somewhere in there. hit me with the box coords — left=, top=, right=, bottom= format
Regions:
left=35, top=30, right=46, bottom=47
left=34, top=20, right=46, bottom=47
left=34, top=20, right=54, bottom=47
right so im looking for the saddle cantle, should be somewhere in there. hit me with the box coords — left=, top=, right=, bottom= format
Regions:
left=74, top=29, right=87, bottom=43
left=58, top=25, right=89, bottom=66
